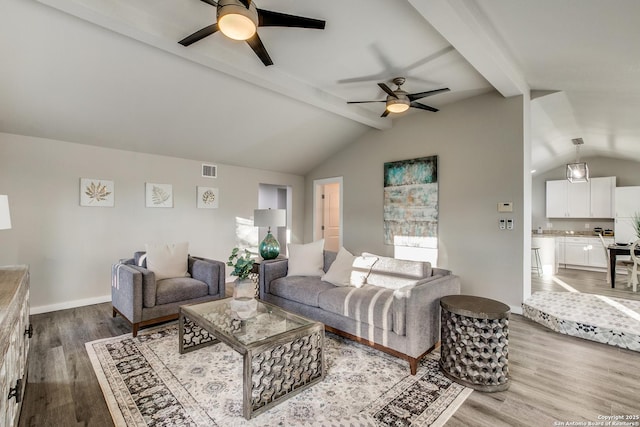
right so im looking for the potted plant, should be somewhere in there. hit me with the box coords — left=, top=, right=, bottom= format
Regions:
left=227, top=248, right=256, bottom=303
left=227, top=247, right=255, bottom=280
left=633, top=213, right=640, bottom=239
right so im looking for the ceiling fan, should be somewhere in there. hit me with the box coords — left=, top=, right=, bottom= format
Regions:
left=179, top=0, right=326, bottom=66
left=347, top=77, right=450, bottom=117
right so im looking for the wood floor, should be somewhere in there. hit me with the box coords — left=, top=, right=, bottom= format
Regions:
left=18, top=270, right=640, bottom=426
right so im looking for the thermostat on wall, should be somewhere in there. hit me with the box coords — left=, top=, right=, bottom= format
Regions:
left=498, top=202, right=513, bottom=212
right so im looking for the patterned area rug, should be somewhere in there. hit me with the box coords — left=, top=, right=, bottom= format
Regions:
left=86, top=324, right=472, bottom=426
left=522, top=291, right=640, bottom=351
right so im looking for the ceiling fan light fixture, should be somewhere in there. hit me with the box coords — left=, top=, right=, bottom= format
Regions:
left=386, top=97, right=410, bottom=113
left=217, top=0, right=258, bottom=41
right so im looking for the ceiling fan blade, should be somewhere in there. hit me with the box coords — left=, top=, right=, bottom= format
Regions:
left=179, top=24, right=219, bottom=46
left=199, top=0, right=217, bottom=6
left=407, top=88, right=450, bottom=102
left=410, top=102, right=439, bottom=112
left=238, top=0, right=251, bottom=8
left=381, top=110, right=390, bottom=118
left=246, top=33, right=273, bottom=66
left=257, top=9, right=325, bottom=29
left=377, top=83, right=397, bottom=99
left=346, top=100, right=385, bottom=104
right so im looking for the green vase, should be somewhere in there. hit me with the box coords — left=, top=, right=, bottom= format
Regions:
left=259, top=231, right=280, bottom=260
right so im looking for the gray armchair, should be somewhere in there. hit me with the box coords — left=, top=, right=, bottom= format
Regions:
left=112, top=251, right=226, bottom=336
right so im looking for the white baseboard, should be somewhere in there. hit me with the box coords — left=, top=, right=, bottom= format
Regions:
left=510, top=304, right=523, bottom=315
left=30, top=294, right=111, bottom=315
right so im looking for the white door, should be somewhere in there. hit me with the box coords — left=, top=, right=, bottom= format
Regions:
left=322, top=183, right=340, bottom=252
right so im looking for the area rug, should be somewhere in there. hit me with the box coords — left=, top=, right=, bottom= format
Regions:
left=522, top=291, right=640, bottom=351
left=86, top=324, right=472, bottom=426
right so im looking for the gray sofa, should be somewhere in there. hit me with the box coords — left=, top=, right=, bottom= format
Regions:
left=259, top=251, right=460, bottom=374
left=112, top=251, right=225, bottom=336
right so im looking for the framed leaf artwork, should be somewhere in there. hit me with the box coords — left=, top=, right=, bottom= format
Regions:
left=145, top=183, right=173, bottom=208
left=197, top=186, right=219, bottom=209
left=80, top=178, right=114, bottom=207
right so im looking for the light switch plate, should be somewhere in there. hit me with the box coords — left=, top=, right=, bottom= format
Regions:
left=498, top=202, right=513, bottom=212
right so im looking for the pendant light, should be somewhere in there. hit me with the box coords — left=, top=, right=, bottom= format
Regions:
left=566, top=138, right=589, bottom=183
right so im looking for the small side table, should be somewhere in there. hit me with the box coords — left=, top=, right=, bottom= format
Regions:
left=439, top=295, right=510, bottom=392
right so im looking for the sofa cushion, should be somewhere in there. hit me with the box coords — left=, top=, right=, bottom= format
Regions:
left=155, top=277, right=208, bottom=306
left=287, top=240, right=325, bottom=277
left=318, top=285, right=397, bottom=333
left=363, top=253, right=431, bottom=290
left=321, top=247, right=355, bottom=286
left=145, top=242, right=190, bottom=280
left=270, top=276, right=335, bottom=307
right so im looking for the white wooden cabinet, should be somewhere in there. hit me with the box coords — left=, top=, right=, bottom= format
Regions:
left=546, top=180, right=568, bottom=218
left=546, top=176, right=616, bottom=218
left=0, top=266, right=31, bottom=427
left=556, top=236, right=613, bottom=269
left=590, top=177, right=616, bottom=218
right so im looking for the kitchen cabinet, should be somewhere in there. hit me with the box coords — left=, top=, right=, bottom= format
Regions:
left=590, top=177, right=616, bottom=218
left=556, top=236, right=613, bottom=269
left=546, top=180, right=568, bottom=218
left=545, top=176, right=616, bottom=218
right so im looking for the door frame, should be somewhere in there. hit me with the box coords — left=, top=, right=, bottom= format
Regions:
left=313, top=177, right=343, bottom=249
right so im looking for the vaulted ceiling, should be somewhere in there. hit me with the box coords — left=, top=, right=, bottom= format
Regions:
left=1, top=0, right=638, bottom=175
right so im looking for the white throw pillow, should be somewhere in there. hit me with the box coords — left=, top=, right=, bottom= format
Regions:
left=145, top=242, right=189, bottom=280
left=351, top=253, right=378, bottom=287
left=287, top=239, right=325, bottom=277
left=321, top=247, right=356, bottom=286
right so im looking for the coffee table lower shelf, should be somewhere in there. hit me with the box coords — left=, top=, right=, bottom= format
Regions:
left=179, top=307, right=325, bottom=419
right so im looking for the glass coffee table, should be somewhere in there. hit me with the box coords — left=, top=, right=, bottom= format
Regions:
left=179, top=298, right=325, bottom=419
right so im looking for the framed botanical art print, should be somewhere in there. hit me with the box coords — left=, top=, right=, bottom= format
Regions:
left=146, top=183, right=173, bottom=208
left=197, top=186, right=219, bottom=209
left=80, top=178, right=114, bottom=207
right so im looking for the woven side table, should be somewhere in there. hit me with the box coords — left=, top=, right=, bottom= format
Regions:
left=439, top=295, right=510, bottom=392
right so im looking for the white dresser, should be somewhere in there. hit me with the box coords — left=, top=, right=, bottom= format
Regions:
left=0, top=266, right=31, bottom=427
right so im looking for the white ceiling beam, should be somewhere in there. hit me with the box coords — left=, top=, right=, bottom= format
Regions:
left=409, top=0, right=529, bottom=97
left=35, top=0, right=391, bottom=130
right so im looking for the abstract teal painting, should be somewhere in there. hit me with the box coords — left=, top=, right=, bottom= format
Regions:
left=383, top=156, right=438, bottom=248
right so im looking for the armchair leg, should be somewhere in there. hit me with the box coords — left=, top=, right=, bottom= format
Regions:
left=132, top=323, right=139, bottom=338
left=112, top=307, right=117, bottom=318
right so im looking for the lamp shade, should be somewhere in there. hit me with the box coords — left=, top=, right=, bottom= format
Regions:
left=253, top=209, right=286, bottom=228
left=0, top=195, right=11, bottom=230
left=566, top=162, right=589, bottom=183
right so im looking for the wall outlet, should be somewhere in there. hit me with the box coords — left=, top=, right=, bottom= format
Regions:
left=546, top=223, right=553, bottom=228
left=499, top=219, right=506, bottom=230
left=507, top=218, right=514, bottom=230
left=585, top=223, right=590, bottom=229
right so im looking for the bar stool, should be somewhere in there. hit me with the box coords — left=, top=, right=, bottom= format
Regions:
left=531, top=247, right=542, bottom=277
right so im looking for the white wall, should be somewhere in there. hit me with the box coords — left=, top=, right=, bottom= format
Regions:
left=0, top=132, right=304, bottom=313
left=304, top=92, right=528, bottom=311
left=532, top=156, right=640, bottom=232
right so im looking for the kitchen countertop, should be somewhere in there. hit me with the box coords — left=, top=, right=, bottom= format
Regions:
left=531, top=231, right=614, bottom=238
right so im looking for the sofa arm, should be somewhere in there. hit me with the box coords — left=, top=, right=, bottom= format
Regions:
left=259, top=258, right=288, bottom=299
left=402, top=274, right=461, bottom=358
left=190, top=256, right=226, bottom=297
left=111, top=263, right=147, bottom=323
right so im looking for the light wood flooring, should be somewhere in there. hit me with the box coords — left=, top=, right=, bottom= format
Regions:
left=18, top=270, right=640, bottom=426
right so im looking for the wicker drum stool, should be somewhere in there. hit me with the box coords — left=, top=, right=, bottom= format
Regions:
left=439, top=295, right=510, bottom=392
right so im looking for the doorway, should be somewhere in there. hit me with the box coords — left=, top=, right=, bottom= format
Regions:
left=313, top=177, right=343, bottom=252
